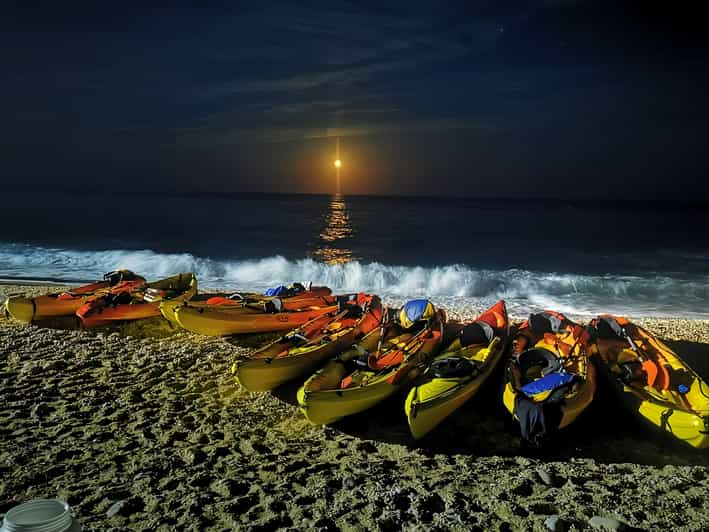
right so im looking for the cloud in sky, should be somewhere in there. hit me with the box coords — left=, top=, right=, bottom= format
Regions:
left=1, top=1, right=708, bottom=197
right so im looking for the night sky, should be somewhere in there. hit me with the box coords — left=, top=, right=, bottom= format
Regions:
left=2, top=1, right=708, bottom=198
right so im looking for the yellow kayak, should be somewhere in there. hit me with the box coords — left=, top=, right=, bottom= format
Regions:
left=160, top=292, right=254, bottom=326
left=233, top=294, right=382, bottom=391
left=297, top=299, right=445, bottom=425
left=405, top=300, right=509, bottom=439
left=160, top=285, right=332, bottom=326
left=502, top=310, right=596, bottom=445
left=591, top=315, right=709, bottom=449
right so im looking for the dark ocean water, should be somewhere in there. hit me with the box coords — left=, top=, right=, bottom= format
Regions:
left=1, top=191, right=708, bottom=317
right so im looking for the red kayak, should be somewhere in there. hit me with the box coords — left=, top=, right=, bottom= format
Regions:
left=77, top=272, right=197, bottom=328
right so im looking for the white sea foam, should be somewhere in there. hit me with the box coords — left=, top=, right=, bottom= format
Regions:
left=1, top=242, right=708, bottom=319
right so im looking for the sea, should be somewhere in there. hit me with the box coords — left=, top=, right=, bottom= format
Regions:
left=1, top=191, right=708, bottom=318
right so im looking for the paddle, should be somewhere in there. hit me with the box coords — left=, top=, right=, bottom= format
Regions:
left=282, top=309, right=341, bottom=342
left=385, top=325, right=438, bottom=384
left=375, top=305, right=390, bottom=355
left=266, top=308, right=345, bottom=358
left=300, top=309, right=353, bottom=347
left=384, top=311, right=445, bottom=376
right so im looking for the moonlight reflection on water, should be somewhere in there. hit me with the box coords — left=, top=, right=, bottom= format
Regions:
left=312, top=194, right=356, bottom=264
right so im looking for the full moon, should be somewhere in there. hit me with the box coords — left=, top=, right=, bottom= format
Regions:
left=334, top=159, right=342, bottom=168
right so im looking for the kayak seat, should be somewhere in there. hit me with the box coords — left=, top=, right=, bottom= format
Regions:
left=542, top=332, right=576, bottom=355
left=643, top=359, right=671, bottom=391
left=617, top=357, right=670, bottom=391
left=429, top=357, right=479, bottom=378
left=340, top=369, right=368, bottom=389
left=516, top=348, right=562, bottom=380
left=618, top=360, right=645, bottom=384
left=343, top=304, right=365, bottom=319
left=529, top=312, right=565, bottom=334
left=369, top=349, right=404, bottom=370
left=459, top=321, right=493, bottom=347
left=104, top=269, right=142, bottom=286
left=263, top=299, right=282, bottom=313
left=106, top=291, right=133, bottom=307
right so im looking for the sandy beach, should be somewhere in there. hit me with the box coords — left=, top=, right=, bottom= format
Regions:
left=1, top=284, right=708, bottom=531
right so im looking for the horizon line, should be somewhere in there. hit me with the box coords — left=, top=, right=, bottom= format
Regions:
left=4, top=184, right=709, bottom=205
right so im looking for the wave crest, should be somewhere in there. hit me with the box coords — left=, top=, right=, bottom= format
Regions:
left=1, top=242, right=707, bottom=318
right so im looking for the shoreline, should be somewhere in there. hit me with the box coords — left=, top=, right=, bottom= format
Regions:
left=0, top=277, right=95, bottom=286
left=2, top=280, right=709, bottom=323
left=1, top=283, right=709, bottom=530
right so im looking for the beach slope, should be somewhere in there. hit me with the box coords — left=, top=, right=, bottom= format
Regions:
left=1, top=284, right=709, bottom=530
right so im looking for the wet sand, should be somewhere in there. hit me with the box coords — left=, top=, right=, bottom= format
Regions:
left=1, top=284, right=708, bottom=531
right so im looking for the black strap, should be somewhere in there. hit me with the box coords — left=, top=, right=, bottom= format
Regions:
left=660, top=409, right=674, bottom=432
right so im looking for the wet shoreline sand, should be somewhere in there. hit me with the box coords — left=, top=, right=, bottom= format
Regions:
left=1, top=284, right=708, bottom=531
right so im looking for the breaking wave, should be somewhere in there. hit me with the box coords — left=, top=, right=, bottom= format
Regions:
left=1, top=242, right=708, bottom=318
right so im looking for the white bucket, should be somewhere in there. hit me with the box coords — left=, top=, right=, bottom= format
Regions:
left=0, top=499, right=79, bottom=532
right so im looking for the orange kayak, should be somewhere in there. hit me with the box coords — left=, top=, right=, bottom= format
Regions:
left=4, top=270, right=145, bottom=323
left=77, top=272, right=197, bottom=328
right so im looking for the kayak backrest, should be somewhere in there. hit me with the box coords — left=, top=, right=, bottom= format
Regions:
left=430, top=356, right=478, bottom=378
left=103, top=270, right=143, bottom=285
left=459, top=320, right=493, bottom=347
left=528, top=311, right=567, bottom=334
left=643, top=359, right=671, bottom=391
left=516, top=348, right=562, bottom=381
left=593, top=315, right=627, bottom=339
left=593, top=316, right=672, bottom=391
